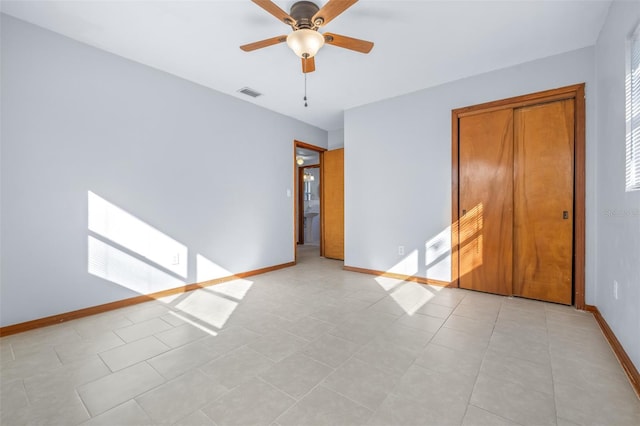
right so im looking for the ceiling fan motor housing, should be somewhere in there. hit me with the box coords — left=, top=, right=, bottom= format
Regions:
left=290, top=1, right=321, bottom=29
left=241, top=0, right=374, bottom=74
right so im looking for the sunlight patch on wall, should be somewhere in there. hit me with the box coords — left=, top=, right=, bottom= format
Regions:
left=196, top=253, right=233, bottom=283
left=88, top=236, right=184, bottom=294
left=196, top=253, right=254, bottom=304
left=88, top=191, right=187, bottom=278
left=386, top=249, right=419, bottom=276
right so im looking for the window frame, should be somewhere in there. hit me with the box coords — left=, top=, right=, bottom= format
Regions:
left=625, top=23, right=640, bottom=192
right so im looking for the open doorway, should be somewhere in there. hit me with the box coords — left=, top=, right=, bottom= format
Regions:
left=294, top=140, right=326, bottom=262
left=298, top=164, right=320, bottom=246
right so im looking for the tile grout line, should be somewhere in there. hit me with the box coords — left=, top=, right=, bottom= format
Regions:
left=358, top=290, right=466, bottom=422
left=266, top=351, right=378, bottom=424
left=545, top=304, right=561, bottom=425
left=457, top=296, right=495, bottom=425
left=4, top=256, right=638, bottom=426
left=376, top=290, right=475, bottom=420
left=438, top=293, right=495, bottom=424
left=466, top=298, right=535, bottom=425
left=133, top=391, right=157, bottom=424
left=255, top=375, right=303, bottom=422
left=20, top=378, right=33, bottom=406
left=471, top=299, right=558, bottom=425
left=74, top=388, right=92, bottom=422
left=269, top=283, right=411, bottom=424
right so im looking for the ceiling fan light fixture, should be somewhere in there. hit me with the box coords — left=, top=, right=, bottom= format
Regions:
left=286, top=29, right=325, bottom=58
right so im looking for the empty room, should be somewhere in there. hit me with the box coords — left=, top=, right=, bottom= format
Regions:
left=1, top=0, right=639, bottom=425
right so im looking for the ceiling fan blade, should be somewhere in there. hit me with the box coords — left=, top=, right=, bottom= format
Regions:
left=302, top=56, right=316, bottom=73
left=312, top=0, right=358, bottom=27
left=251, top=0, right=295, bottom=26
left=240, top=35, right=287, bottom=52
left=324, top=32, right=373, bottom=53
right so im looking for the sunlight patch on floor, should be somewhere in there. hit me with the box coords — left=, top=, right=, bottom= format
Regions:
left=174, top=289, right=238, bottom=329
left=389, top=282, right=435, bottom=315
left=167, top=311, right=218, bottom=336
left=208, top=279, right=254, bottom=301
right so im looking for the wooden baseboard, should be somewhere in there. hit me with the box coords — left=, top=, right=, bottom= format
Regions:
left=0, top=261, right=295, bottom=337
left=585, top=304, right=640, bottom=399
left=343, top=265, right=453, bottom=287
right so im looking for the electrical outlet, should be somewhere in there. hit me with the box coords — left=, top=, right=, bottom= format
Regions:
left=614, top=280, right=619, bottom=300
left=172, top=254, right=180, bottom=265
left=398, top=246, right=405, bottom=256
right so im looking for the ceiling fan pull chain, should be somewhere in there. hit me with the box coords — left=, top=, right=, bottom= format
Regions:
left=304, top=72, right=308, bottom=107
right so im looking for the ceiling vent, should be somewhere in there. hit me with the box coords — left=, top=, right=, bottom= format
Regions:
left=237, top=87, right=262, bottom=98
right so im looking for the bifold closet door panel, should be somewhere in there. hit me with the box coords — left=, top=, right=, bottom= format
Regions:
left=458, top=109, right=514, bottom=295
left=513, top=99, right=575, bottom=304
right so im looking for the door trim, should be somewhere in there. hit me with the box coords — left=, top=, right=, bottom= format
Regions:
left=451, top=83, right=586, bottom=309
left=293, top=140, right=326, bottom=263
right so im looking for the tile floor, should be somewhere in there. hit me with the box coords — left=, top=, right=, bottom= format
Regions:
left=1, top=245, right=639, bottom=425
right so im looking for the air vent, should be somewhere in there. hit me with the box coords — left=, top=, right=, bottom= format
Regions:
left=237, top=87, right=263, bottom=98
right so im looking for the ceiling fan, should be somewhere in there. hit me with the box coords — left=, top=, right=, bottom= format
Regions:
left=240, top=0, right=374, bottom=73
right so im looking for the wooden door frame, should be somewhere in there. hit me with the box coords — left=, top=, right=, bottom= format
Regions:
left=451, top=83, right=586, bottom=309
left=293, top=140, right=327, bottom=263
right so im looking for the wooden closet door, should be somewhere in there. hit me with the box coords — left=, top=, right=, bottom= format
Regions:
left=513, top=99, right=574, bottom=304
left=458, top=109, right=514, bottom=295
left=322, top=148, right=344, bottom=260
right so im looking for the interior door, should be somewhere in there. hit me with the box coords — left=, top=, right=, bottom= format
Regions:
left=458, top=109, right=514, bottom=295
left=322, top=148, right=344, bottom=260
left=513, top=99, right=575, bottom=304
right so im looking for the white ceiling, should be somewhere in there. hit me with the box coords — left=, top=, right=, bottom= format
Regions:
left=1, top=0, right=612, bottom=131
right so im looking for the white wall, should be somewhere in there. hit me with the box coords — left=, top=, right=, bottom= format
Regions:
left=344, top=47, right=597, bottom=296
left=594, top=0, right=640, bottom=369
left=0, top=15, right=327, bottom=327
left=328, top=128, right=345, bottom=150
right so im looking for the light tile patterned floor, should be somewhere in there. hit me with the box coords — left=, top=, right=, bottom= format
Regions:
left=1, top=246, right=639, bottom=425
